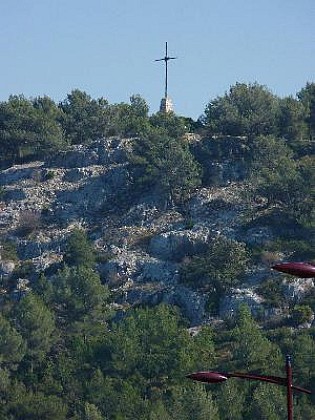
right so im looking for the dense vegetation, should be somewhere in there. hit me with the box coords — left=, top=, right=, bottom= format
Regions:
left=0, top=82, right=314, bottom=418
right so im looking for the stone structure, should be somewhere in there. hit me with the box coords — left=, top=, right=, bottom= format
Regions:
left=159, top=97, right=174, bottom=113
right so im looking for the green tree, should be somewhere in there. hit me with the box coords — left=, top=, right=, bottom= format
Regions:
left=130, top=94, right=149, bottom=118
left=0, top=314, right=25, bottom=368
left=32, top=273, right=54, bottom=304
left=59, top=89, right=111, bottom=144
left=148, top=400, right=172, bottom=420
left=52, top=265, right=109, bottom=326
left=31, top=95, right=67, bottom=151
left=112, top=381, right=149, bottom=419
left=291, top=333, right=315, bottom=389
left=108, top=305, right=198, bottom=388
left=6, top=391, right=68, bottom=420
left=130, top=132, right=201, bottom=207
left=86, top=369, right=121, bottom=419
left=13, top=293, right=56, bottom=362
left=291, top=305, right=313, bottom=326
left=294, top=398, right=315, bottom=420
left=216, top=380, right=245, bottom=420
left=149, top=111, right=187, bottom=138
left=108, top=98, right=150, bottom=137
left=84, top=402, right=104, bottom=420
left=64, top=228, right=96, bottom=268
left=170, top=384, right=219, bottom=420
left=190, top=326, right=216, bottom=370
left=181, top=237, right=248, bottom=313
left=231, top=305, right=282, bottom=373
left=248, top=136, right=314, bottom=226
left=248, top=383, right=286, bottom=420
left=298, top=82, right=315, bottom=141
left=203, top=82, right=279, bottom=138
left=0, top=367, right=11, bottom=415
left=249, top=135, right=299, bottom=207
left=293, top=156, right=315, bottom=227
left=277, top=96, right=307, bottom=144
left=0, top=95, right=65, bottom=163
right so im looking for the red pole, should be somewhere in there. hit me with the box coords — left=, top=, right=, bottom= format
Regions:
left=286, top=355, right=293, bottom=420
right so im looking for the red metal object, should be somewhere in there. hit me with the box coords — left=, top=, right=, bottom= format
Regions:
left=286, top=355, right=293, bottom=420
left=272, top=262, right=315, bottom=278
left=187, top=371, right=310, bottom=394
left=187, top=358, right=311, bottom=420
left=186, top=372, right=227, bottom=383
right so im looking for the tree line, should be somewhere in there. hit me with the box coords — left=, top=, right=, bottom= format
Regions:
left=0, top=90, right=187, bottom=165
left=1, top=82, right=314, bottom=163
left=1, top=83, right=314, bottom=228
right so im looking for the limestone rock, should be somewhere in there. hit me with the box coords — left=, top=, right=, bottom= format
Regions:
left=149, top=227, right=211, bottom=261
left=1, top=135, right=308, bottom=328
left=219, top=288, right=265, bottom=318
left=282, top=278, right=314, bottom=302
left=0, top=260, right=16, bottom=277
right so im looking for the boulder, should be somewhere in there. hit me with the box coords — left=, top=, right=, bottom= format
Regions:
left=0, top=166, right=42, bottom=185
left=219, top=288, right=265, bottom=318
left=282, top=278, right=314, bottom=302
left=0, top=260, right=16, bottom=277
left=47, top=146, right=99, bottom=168
left=149, top=227, right=211, bottom=261
left=242, top=227, right=274, bottom=246
left=171, top=284, right=208, bottom=326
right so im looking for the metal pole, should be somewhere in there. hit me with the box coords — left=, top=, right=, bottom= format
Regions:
left=286, top=355, right=293, bottom=420
left=165, top=42, right=168, bottom=98
left=165, top=58, right=168, bottom=98
left=155, top=42, right=177, bottom=101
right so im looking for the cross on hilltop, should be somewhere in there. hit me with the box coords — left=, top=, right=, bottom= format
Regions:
left=155, top=42, right=177, bottom=112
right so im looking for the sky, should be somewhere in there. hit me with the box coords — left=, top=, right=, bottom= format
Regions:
left=1, top=0, right=314, bottom=119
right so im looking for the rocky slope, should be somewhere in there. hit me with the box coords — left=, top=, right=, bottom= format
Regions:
left=0, top=137, right=314, bottom=326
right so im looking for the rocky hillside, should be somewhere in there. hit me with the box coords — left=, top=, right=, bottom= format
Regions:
left=0, top=137, right=314, bottom=327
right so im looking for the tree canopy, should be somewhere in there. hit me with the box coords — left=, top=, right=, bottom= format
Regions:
left=129, top=130, right=202, bottom=207
left=202, top=82, right=279, bottom=138
left=0, top=95, right=66, bottom=164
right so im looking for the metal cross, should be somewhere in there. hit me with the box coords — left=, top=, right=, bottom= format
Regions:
left=155, top=42, right=177, bottom=99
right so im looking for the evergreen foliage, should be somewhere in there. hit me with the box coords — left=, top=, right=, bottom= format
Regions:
left=129, top=130, right=202, bottom=206
left=12, top=293, right=56, bottom=362
left=64, top=228, right=96, bottom=268
left=0, top=314, right=25, bottom=368
left=231, top=305, right=282, bottom=373
left=181, top=237, right=248, bottom=313
left=202, top=82, right=279, bottom=138
left=0, top=95, right=66, bottom=165
left=59, top=89, right=111, bottom=144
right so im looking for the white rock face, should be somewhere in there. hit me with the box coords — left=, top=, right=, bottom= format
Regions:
left=282, top=278, right=315, bottom=302
left=1, top=136, right=304, bottom=326
left=0, top=260, right=16, bottom=276
left=219, top=288, right=265, bottom=318
left=149, top=227, right=211, bottom=261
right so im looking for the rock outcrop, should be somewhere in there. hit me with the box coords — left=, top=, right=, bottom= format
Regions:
left=0, top=137, right=313, bottom=326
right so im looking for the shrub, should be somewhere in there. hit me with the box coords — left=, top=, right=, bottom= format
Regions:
left=291, top=305, right=313, bottom=326
left=181, top=236, right=248, bottom=314
left=17, top=211, right=42, bottom=237
left=256, top=277, right=285, bottom=307
left=0, top=186, right=6, bottom=200
left=0, top=240, right=18, bottom=262
left=64, top=228, right=96, bottom=268
left=45, top=170, right=55, bottom=180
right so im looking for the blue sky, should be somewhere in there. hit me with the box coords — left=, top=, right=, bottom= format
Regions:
left=1, top=0, right=314, bottom=118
